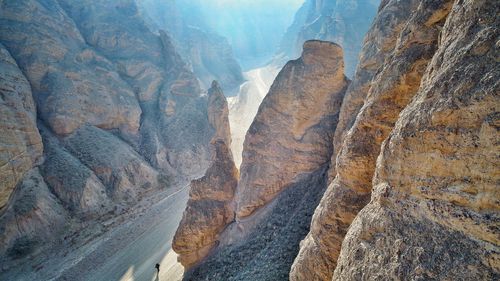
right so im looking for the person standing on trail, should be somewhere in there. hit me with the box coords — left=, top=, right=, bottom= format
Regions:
left=155, top=263, right=160, bottom=274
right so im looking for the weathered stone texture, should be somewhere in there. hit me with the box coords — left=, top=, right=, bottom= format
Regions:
left=290, top=1, right=453, bottom=280
left=334, top=1, right=499, bottom=280
left=236, top=40, right=348, bottom=219
left=0, top=43, right=43, bottom=210
left=173, top=82, right=238, bottom=269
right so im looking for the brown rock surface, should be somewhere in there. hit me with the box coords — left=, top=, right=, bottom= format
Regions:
left=334, top=0, right=499, bottom=280
left=0, top=43, right=43, bottom=210
left=235, top=40, right=348, bottom=218
left=173, top=82, right=238, bottom=269
left=330, top=0, right=420, bottom=180
left=290, top=1, right=453, bottom=280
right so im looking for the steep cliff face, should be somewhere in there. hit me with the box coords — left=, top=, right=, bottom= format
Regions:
left=0, top=0, right=214, bottom=265
left=177, top=40, right=349, bottom=281
left=334, top=1, right=499, bottom=279
left=138, top=0, right=244, bottom=95
left=0, top=44, right=43, bottom=210
left=278, top=0, right=380, bottom=77
left=236, top=40, right=348, bottom=219
left=172, top=82, right=238, bottom=269
left=290, top=1, right=453, bottom=280
left=331, top=0, right=420, bottom=180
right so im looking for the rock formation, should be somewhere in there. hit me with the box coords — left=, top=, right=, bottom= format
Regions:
left=0, top=0, right=215, bottom=265
left=290, top=1, right=454, bottom=280
left=181, top=40, right=349, bottom=280
left=333, top=0, right=499, bottom=279
left=278, top=0, right=380, bottom=77
left=0, top=43, right=43, bottom=210
left=173, top=81, right=238, bottom=269
left=236, top=40, right=348, bottom=218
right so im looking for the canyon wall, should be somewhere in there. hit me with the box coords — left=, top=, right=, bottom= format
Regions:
left=0, top=43, right=43, bottom=210
left=236, top=40, right=348, bottom=219
left=334, top=0, right=499, bottom=279
left=290, top=1, right=454, bottom=280
left=278, top=0, right=380, bottom=77
left=0, top=0, right=215, bottom=264
left=177, top=40, right=349, bottom=280
left=172, top=81, right=238, bottom=269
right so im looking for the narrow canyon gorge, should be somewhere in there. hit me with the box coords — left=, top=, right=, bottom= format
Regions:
left=0, top=0, right=498, bottom=281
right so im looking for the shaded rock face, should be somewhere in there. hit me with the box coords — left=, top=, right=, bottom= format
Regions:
left=139, top=0, right=244, bottom=95
left=279, top=0, right=380, bottom=77
left=185, top=167, right=329, bottom=281
left=0, top=0, right=215, bottom=263
left=0, top=44, right=43, bottom=210
left=333, top=1, right=500, bottom=279
left=0, top=169, right=66, bottom=259
left=173, top=82, right=238, bottom=269
left=290, top=1, right=453, bottom=280
left=236, top=40, right=348, bottom=219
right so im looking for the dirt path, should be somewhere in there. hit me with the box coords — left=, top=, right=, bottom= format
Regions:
left=55, top=187, right=188, bottom=281
left=0, top=185, right=188, bottom=281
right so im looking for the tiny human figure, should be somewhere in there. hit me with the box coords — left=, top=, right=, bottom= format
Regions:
left=155, top=263, right=160, bottom=274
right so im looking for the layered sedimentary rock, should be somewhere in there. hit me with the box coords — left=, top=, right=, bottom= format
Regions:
left=334, top=1, right=499, bottom=279
left=0, top=44, right=43, bottom=210
left=173, top=82, right=238, bottom=269
left=0, top=0, right=142, bottom=137
left=236, top=40, right=348, bottom=218
left=278, top=0, right=380, bottom=77
left=330, top=0, right=421, bottom=180
left=290, top=1, right=453, bottom=280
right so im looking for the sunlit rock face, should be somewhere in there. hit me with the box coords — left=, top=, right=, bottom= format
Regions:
left=138, top=0, right=244, bottom=95
left=173, top=82, right=238, bottom=269
left=290, top=1, right=454, bottom=280
left=334, top=1, right=500, bottom=279
left=236, top=40, right=348, bottom=219
left=278, top=0, right=380, bottom=77
left=0, top=44, right=43, bottom=210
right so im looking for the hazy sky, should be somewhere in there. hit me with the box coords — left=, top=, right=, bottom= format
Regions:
left=205, top=0, right=304, bottom=7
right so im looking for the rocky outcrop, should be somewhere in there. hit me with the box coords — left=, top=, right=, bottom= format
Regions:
left=0, top=169, right=66, bottom=259
left=278, top=0, right=380, bottom=77
left=334, top=1, right=499, bottom=279
left=290, top=1, right=453, bottom=280
left=0, top=43, right=43, bottom=210
left=40, top=126, right=111, bottom=217
left=236, top=40, right=348, bottom=218
left=173, top=82, right=237, bottom=269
